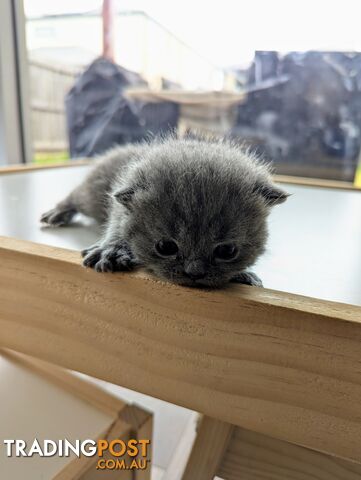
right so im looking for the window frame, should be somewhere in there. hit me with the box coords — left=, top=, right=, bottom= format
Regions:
left=0, top=0, right=32, bottom=166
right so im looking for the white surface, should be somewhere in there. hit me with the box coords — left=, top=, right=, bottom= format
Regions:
left=256, top=184, right=361, bottom=305
left=1, top=166, right=360, bottom=305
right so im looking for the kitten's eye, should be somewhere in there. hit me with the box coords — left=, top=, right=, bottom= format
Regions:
left=214, top=243, right=238, bottom=261
left=155, top=239, right=179, bottom=257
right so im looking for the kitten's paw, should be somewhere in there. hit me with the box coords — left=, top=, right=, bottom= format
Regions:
left=40, top=207, right=76, bottom=227
left=82, top=241, right=137, bottom=273
left=231, top=271, right=263, bottom=287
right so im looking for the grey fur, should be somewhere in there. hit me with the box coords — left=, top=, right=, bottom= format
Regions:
left=41, top=137, right=288, bottom=288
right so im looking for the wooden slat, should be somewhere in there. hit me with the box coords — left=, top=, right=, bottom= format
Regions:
left=218, top=427, right=361, bottom=480
left=55, top=418, right=133, bottom=480
left=181, top=416, right=233, bottom=480
left=1, top=236, right=361, bottom=462
left=1, top=153, right=358, bottom=192
left=132, top=407, right=153, bottom=480
left=274, top=174, right=360, bottom=191
left=0, top=158, right=90, bottom=174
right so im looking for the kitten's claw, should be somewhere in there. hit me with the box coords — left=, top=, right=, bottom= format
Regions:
left=40, top=207, right=76, bottom=227
left=82, top=241, right=137, bottom=273
left=231, top=271, right=263, bottom=287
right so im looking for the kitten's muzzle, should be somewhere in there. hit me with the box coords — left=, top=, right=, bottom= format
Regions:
left=184, top=260, right=207, bottom=280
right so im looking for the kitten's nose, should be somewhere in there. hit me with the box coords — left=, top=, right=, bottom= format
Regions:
left=184, top=260, right=207, bottom=280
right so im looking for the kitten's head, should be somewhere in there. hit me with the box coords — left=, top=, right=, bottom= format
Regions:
left=113, top=138, right=288, bottom=288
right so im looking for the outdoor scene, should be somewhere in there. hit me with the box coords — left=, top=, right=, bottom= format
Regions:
left=25, top=0, right=361, bottom=184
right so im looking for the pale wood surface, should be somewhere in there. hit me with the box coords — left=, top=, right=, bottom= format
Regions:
left=58, top=409, right=152, bottom=480
left=0, top=158, right=90, bottom=174
left=181, top=416, right=234, bottom=480
left=54, top=419, right=133, bottom=480
left=1, top=161, right=358, bottom=190
left=218, top=427, right=361, bottom=480
left=274, top=174, right=359, bottom=191
left=1, top=237, right=361, bottom=463
left=124, top=88, right=246, bottom=107
left=133, top=408, right=153, bottom=480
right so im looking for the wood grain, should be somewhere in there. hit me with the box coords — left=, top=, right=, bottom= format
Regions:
left=1, top=236, right=361, bottom=462
left=218, top=427, right=361, bottom=480
left=181, top=416, right=233, bottom=480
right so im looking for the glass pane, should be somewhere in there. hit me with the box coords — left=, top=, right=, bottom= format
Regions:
left=23, top=0, right=361, bottom=185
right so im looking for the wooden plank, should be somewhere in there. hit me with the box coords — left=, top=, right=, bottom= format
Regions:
left=0, top=158, right=90, bottom=174
left=125, top=88, right=247, bottom=107
left=55, top=418, right=133, bottom=480
left=31, top=103, right=66, bottom=115
left=131, top=406, right=153, bottom=480
left=1, top=236, right=361, bottom=462
left=274, top=174, right=360, bottom=191
left=181, top=416, right=233, bottom=480
left=218, top=427, right=361, bottom=480
left=56, top=406, right=152, bottom=480
left=29, top=59, right=81, bottom=76
left=1, top=149, right=358, bottom=192
left=64, top=407, right=152, bottom=480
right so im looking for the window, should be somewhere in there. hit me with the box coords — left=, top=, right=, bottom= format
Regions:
left=0, top=0, right=355, bottom=186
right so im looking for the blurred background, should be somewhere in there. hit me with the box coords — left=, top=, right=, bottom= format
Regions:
left=2, top=0, right=361, bottom=185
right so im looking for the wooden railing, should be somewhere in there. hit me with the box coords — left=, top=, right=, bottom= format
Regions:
left=1, top=236, right=361, bottom=467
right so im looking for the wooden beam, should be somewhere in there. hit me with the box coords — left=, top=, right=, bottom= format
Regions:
left=1, top=237, right=361, bottom=462
left=274, top=174, right=360, bottom=192
left=218, top=427, right=361, bottom=480
left=55, top=418, right=134, bottom=480
left=0, top=158, right=90, bottom=174
left=181, top=416, right=233, bottom=480
left=1, top=155, right=359, bottom=193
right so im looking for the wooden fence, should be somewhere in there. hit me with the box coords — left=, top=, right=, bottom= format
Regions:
left=29, top=60, right=81, bottom=153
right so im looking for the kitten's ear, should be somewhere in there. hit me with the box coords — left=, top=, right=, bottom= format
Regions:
left=253, top=182, right=289, bottom=206
left=114, top=187, right=136, bottom=208
left=114, top=177, right=148, bottom=209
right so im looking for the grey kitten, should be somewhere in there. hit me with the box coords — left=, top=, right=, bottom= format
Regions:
left=41, top=138, right=288, bottom=288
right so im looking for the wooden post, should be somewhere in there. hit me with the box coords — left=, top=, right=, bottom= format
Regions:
left=102, top=0, right=115, bottom=62
left=181, top=416, right=234, bottom=480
